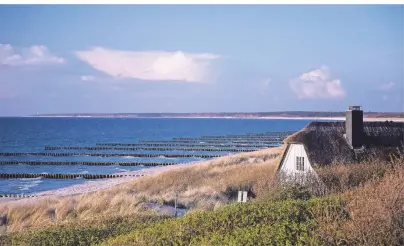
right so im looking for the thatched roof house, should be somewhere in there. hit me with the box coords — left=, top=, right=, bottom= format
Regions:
left=278, top=106, right=403, bottom=177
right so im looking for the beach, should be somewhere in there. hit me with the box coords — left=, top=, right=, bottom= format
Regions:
left=0, top=160, right=204, bottom=206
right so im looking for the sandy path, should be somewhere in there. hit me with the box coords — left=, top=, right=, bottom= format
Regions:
left=0, top=160, right=204, bottom=206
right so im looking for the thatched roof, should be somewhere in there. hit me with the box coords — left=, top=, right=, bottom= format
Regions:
left=284, top=121, right=404, bottom=167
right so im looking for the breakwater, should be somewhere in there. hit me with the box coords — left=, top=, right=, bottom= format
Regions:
left=44, top=146, right=262, bottom=152
left=0, top=161, right=178, bottom=166
left=95, top=143, right=274, bottom=148
left=0, top=152, right=222, bottom=158
left=0, top=173, right=145, bottom=179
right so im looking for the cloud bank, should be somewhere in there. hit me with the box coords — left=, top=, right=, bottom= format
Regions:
left=0, top=44, right=64, bottom=66
left=75, top=47, right=220, bottom=82
left=289, top=66, right=345, bottom=99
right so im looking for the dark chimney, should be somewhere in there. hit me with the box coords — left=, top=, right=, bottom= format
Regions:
left=345, top=106, right=363, bottom=149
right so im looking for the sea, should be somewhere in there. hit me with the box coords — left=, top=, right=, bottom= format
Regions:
left=0, top=117, right=311, bottom=195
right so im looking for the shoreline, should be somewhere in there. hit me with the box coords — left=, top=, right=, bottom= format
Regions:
left=0, top=160, right=205, bottom=206
left=15, top=116, right=404, bottom=122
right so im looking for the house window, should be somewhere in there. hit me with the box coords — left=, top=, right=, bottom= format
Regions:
left=296, top=156, right=305, bottom=171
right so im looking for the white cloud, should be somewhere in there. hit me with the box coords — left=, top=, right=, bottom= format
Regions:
left=80, top=75, right=96, bottom=81
left=379, top=82, right=395, bottom=91
left=0, top=44, right=64, bottom=66
left=289, top=66, right=345, bottom=99
left=75, top=47, right=219, bottom=82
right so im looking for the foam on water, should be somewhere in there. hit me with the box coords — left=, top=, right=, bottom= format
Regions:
left=122, top=156, right=135, bottom=159
left=157, top=156, right=179, bottom=160
left=21, top=177, right=42, bottom=181
left=17, top=178, right=43, bottom=191
left=115, top=168, right=129, bottom=172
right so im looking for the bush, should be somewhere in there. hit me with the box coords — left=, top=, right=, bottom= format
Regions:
left=103, top=197, right=347, bottom=246
left=268, top=183, right=313, bottom=201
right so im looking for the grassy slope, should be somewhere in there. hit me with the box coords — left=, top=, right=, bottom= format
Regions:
left=1, top=147, right=403, bottom=246
left=100, top=156, right=403, bottom=246
left=0, top=147, right=282, bottom=232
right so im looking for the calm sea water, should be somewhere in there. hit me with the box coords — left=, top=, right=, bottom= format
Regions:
left=0, top=117, right=311, bottom=194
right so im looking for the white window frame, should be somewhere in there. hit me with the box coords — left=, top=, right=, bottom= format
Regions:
left=296, top=156, right=305, bottom=171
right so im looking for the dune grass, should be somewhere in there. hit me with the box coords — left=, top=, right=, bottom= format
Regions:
left=0, top=147, right=282, bottom=233
left=1, top=146, right=403, bottom=245
left=315, top=155, right=404, bottom=245
left=100, top=154, right=404, bottom=246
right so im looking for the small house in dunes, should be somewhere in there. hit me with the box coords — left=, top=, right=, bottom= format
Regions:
left=278, top=106, right=404, bottom=180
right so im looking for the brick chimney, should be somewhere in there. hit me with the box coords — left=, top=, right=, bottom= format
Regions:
left=345, top=106, right=363, bottom=149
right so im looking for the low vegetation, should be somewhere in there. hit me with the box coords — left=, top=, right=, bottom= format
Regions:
left=0, top=214, right=168, bottom=246
left=0, top=147, right=282, bottom=233
left=102, top=198, right=342, bottom=246
left=0, top=148, right=403, bottom=245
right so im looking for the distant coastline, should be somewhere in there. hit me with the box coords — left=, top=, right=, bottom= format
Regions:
left=23, top=111, right=404, bottom=122
left=23, top=116, right=404, bottom=122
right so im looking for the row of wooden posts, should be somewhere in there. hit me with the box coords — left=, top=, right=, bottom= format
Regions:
left=95, top=143, right=275, bottom=148
left=173, top=137, right=284, bottom=140
left=0, top=161, right=178, bottom=166
left=0, top=194, right=38, bottom=198
left=0, top=152, right=222, bottom=158
left=44, top=146, right=262, bottom=152
left=138, top=140, right=281, bottom=144
left=0, top=173, right=146, bottom=179
left=202, top=132, right=295, bottom=138
left=201, top=131, right=295, bottom=137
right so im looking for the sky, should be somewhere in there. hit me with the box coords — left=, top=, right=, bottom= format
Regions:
left=0, top=5, right=403, bottom=116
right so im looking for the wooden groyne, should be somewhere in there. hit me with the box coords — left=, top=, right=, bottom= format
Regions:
left=95, top=143, right=275, bottom=148
left=0, top=194, right=38, bottom=198
left=0, top=173, right=146, bottom=179
left=138, top=140, right=281, bottom=144
left=173, top=136, right=284, bottom=140
left=0, top=161, right=178, bottom=166
left=171, top=138, right=281, bottom=141
left=0, top=152, right=222, bottom=158
left=44, top=146, right=262, bottom=152
left=224, top=131, right=296, bottom=137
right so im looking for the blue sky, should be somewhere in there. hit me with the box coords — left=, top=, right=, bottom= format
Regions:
left=0, top=5, right=402, bottom=116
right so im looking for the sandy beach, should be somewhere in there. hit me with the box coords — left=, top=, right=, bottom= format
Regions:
left=0, top=160, right=204, bottom=206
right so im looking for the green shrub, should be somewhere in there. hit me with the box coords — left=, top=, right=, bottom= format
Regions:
left=103, top=197, right=347, bottom=246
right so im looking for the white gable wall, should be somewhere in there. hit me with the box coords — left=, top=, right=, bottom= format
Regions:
left=279, top=144, right=317, bottom=177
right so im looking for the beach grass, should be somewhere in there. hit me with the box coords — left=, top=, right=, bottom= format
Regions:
left=0, top=147, right=403, bottom=245
left=0, top=147, right=282, bottom=232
